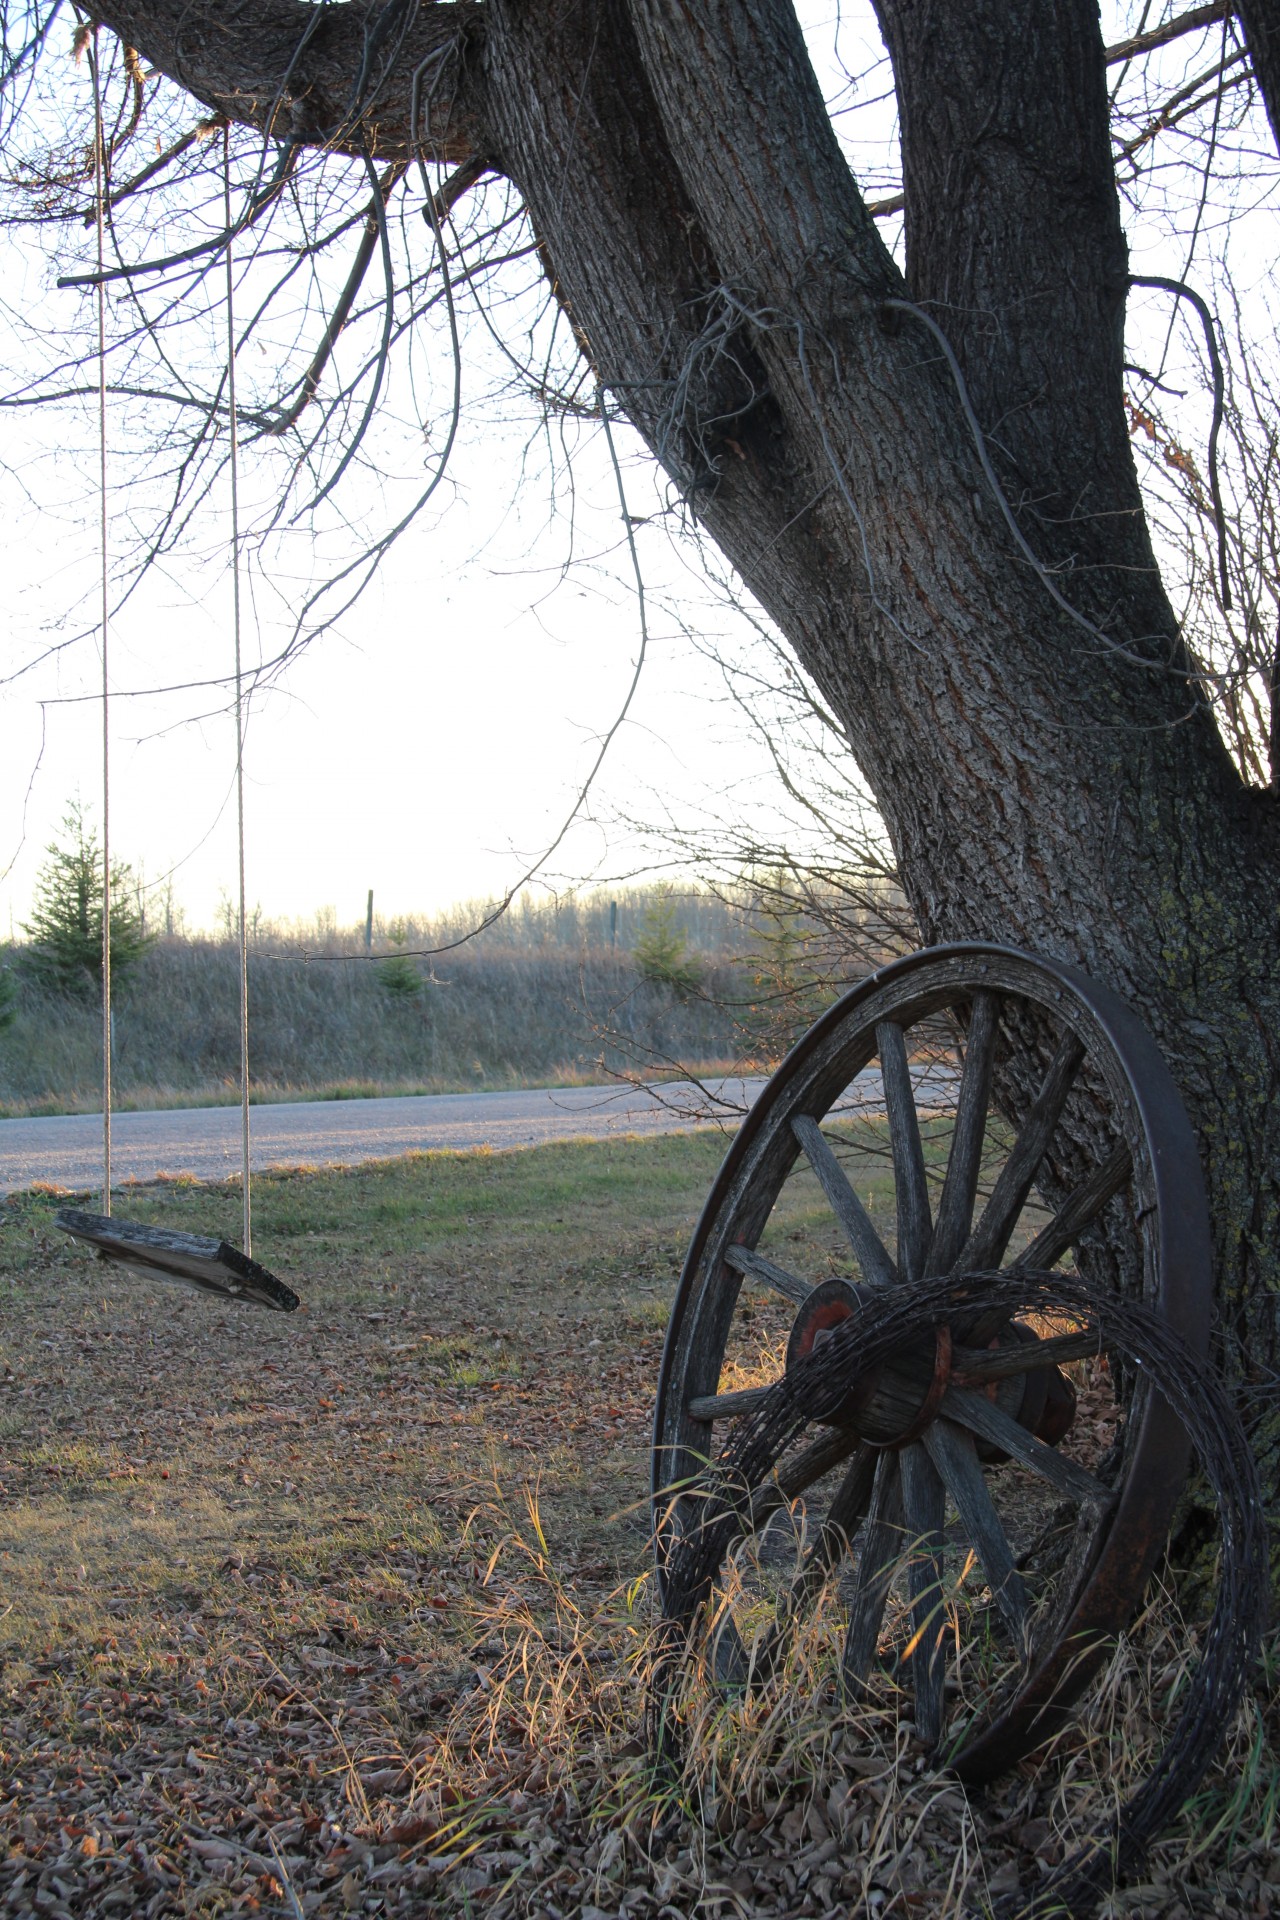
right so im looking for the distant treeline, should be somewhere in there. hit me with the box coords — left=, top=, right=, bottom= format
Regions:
left=250, top=884, right=758, bottom=959
left=0, top=882, right=906, bottom=1115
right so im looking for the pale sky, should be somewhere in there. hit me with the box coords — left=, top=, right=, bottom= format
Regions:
left=0, top=398, right=772, bottom=936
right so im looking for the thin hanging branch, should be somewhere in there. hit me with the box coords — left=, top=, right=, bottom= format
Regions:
left=1131, top=273, right=1232, bottom=611
left=262, top=158, right=407, bottom=437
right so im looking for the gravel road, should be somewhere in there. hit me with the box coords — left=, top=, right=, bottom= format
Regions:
left=0, top=1058, right=963, bottom=1198
left=0, top=1078, right=771, bottom=1197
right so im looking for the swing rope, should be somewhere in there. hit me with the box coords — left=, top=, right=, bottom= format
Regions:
left=55, top=81, right=292, bottom=1309
left=92, top=32, right=111, bottom=1217
left=224, top=124, right=253, bottom=1257
left=86, top=70, right=253, bottom=1250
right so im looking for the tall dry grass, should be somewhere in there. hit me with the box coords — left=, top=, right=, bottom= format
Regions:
left=0, top=942, right=748, bottom=1114
left=397, top=1493, right=1278, bottom=1920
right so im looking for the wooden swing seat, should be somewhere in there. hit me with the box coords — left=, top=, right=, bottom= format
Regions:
left=55, top=1209, right=299, bottom=1312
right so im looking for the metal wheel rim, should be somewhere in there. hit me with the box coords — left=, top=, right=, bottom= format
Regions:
left=651, top=942, right=1213, bottom=1780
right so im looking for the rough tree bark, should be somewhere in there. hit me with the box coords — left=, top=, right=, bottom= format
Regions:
left=88, top=1, right=1280, bottom=1515
left=1238, top=0, right=1280, bottom=145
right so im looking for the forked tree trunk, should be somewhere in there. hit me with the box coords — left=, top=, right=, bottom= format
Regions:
left=93, top=0, right=1280, bottom=1510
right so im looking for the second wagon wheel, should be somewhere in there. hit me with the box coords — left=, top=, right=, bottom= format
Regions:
left=652, top=943, right=1212, bottom=1781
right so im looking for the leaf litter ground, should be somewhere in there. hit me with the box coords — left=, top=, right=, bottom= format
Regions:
left=0, top=1134, right=1275, bottom=1918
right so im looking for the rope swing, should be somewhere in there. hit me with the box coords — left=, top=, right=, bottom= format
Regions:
left=56, top=70, right=296, bottom=1315
left=224, top=120, right=253, bottom=1261
left=93, top=30, right=111, bottom=1217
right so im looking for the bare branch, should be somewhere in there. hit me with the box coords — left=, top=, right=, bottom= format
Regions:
left=1131, top=274, right=1231, bottom=611
left=1105, top=2, right=1232, bottom=66
left=57, top=138, right=298, bottom=286
left=431, top=155, right=489, bottom=225
left=1112, top=50, right=1249, bottom=164
left=79, top=116, right=223, bottom=227
left=262, top=158, right=407, bottom=437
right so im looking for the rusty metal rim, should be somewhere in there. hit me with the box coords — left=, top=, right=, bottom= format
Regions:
left=651, top=941, right=1213, bottom=1781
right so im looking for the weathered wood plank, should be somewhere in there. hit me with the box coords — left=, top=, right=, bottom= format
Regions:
left=55, top=1209, right=299, bottom=1312
left=791, top=1115, right=897, bottom=1288
left=742, top=1427, right=864, bottom=1539
left=957, top=1032, right=1085, bottom=1271
left=926, top=991, right=999, bottom=1275
left=687, top=1382, right=775, bottom=1422
left=951, top=1325, right=1104, bottom=1384
left=724, top=1241, right=813, bottom=1305
left=842, top=1452, right=905, bottom=1688
left=1012, top=1144, right=1132, bottom=1272
left=898, top=1441, right=948, bottom=1744
left=710, top=1611, right=750, bottom=1687
left=876, top=1020, right=932, bottom=1281
left=923, top=1418, right=1029, bottom=1653
left=746, top=1443, right=879, bottom=1685
left=941, top=1387, right=1111, bottom=1508
left=784, top=1443, right=878, bottom=1614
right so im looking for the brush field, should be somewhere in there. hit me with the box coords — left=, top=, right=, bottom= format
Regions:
left=0, top=943, right=747, bottom=1119
left=0, top=887, right=811, bottom=1118
left=0, top=1133, right=1274, bottom=1918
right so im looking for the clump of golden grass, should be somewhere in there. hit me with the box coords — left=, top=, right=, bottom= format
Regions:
left=386, top=1487, right=1277, bottom=1920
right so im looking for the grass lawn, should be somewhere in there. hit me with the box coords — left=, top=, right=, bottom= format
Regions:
left=0, top=1134, right=1274, bottom=1918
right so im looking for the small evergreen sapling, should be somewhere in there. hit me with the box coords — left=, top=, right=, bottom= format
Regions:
left=22, top=801, right=153, bottom=998
left=375, top=919, right=424, bottom=998
left=634, top=887, right=703, bottom=998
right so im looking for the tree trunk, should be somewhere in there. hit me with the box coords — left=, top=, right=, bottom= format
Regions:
left=94, top=0, right=1280, bottom=1507
left=1238, top=0, right=1280, bottom=151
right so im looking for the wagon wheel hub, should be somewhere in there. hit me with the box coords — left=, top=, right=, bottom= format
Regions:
left=784, top=1276, right=1078, bottom=1451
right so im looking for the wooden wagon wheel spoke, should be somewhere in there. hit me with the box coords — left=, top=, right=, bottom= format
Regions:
left=956, top=1033, right=1086, bottom=1272
left=1014, top=1143, right=1132, bottom=1272
left=941, top=1387, right=1111, bottom=1509
left=922, top=1418, right=1030, bottom=1654
left=952, top=1325, right=1107, bottom=1385
left=707, top=1600, right=752, bottom=1685
left=925, top=988, right=999, bottom=1275
left=749, top=1425, right=865, bottom=1527
left=724, top=1242, right=813, bottom=1304
left=842, top=1453, right=906, bottom=1690
left=687, top=1382, right=775, bottom=1421
left=714, top=1441, right=879, bottom=1685
left=747, top=1445, right=880, bottom=1683
left=791, top=1114, right=897, bottom=1287
left=898, top=1442, right=949, bottom=1745
left=655, top=943, right=1212, bottom=1784
left=876, top=1019, right=932, bottom=1280
left=778, top=1444, right=879, bottom=1619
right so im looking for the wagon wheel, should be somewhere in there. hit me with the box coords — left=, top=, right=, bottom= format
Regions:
left=652, top=943, right=1214, bottom=1782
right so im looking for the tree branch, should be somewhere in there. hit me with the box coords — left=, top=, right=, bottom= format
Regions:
left=262, top=159, right=407, bottom=438
left=87, top=0, right=488, bottom=164
left=1105, top=2, right=1232, bottom=66
left=79, top=115, right=223, bottom=227
left=1112, top=51, right=1248, bottom=163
